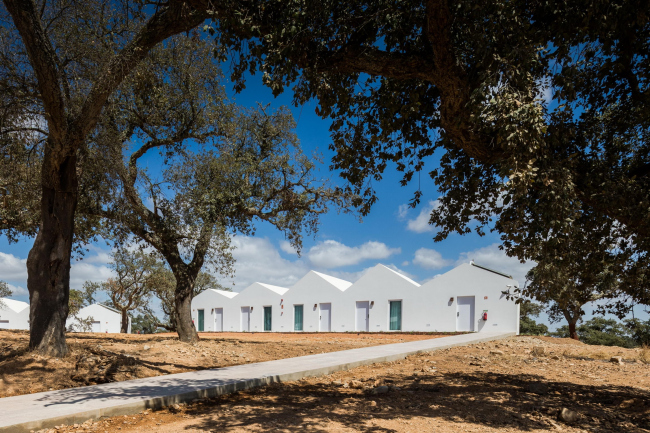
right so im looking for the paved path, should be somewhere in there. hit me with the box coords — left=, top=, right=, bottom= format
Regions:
left=0, top=332, right=513, bottom=432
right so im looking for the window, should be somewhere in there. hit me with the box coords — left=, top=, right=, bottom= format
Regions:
left=294, top=305, right=304, bottom=331
left=389, top=300, right=402, bottom=331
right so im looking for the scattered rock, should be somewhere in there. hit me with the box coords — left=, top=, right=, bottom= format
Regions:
left=143, top=345, right=151, bottom=351
left=369, top=400, right=377, bottom=407
left=550, top=355, right=561, bottom=360
left=528, top=382, right=549, bottom=395
left=610, top=356, right=623, bottom=365
left=558, top=407, right=579, bottom=423
left=349, top=380, right=364, bottom=389
left=331, top=380, right=343, bottom=387
left=370, top=386, right=389, bottom=395
left=532, top=346, right=546, bottom=357
left=169, top=404, right=182, bottom=413
left=489, top=350, right=504, bottom=356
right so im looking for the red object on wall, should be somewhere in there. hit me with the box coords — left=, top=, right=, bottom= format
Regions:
left=482, top=312, right=488, bottom=321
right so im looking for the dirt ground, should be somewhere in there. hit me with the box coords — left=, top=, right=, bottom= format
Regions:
left=34, top=335, right=650, bottom=433
left=0, top=330, right=448, bottom=398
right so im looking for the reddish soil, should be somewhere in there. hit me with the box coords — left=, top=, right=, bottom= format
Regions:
left=34, top=336, right=650, bottom=433
left=0, top=330, right=449, bottom=398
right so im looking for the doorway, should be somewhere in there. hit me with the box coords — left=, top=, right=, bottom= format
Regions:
left=263, top=306, right=272, bottom=331
left=319, top=303, right=331, bottom=332
left=456, top=296, right=475, bottom=331
left=197, top=309, right=204, bottom=332
left=294, top=305, right=304, bottom=331
left=356, top=301, right=369, bottom=332
left=241, top=306, right=251, bottom=332
left=214, top=308, right=223, bottom=332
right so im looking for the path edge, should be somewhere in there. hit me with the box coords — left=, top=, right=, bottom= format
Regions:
left=2, top=332, right=513, bottom=433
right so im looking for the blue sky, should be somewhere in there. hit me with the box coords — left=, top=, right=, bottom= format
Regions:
left=1, top=64, right=647, bottom=330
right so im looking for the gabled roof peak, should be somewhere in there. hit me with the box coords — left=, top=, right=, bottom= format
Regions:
left=374, top=264, right=421, bottom=287
left=310, top=271, right=353, bottom=291
left=257, top=283, right=289, bottom=295
left=0, top=298, right=29, bottom=313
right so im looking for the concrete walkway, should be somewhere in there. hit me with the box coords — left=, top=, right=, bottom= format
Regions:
left=0, top=332, right=513, bottom=432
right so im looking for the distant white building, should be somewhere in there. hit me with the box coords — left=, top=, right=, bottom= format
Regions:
left=67, top=303, right=131, bottom=333
left=0, top=298, right=30, bottom=330
left=191, top=262, right=520, bottom=334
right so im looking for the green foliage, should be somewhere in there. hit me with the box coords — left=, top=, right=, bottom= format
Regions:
left=130, top=314, right=160, bottom=334
left=520, top=316, right=549, bottom=336
left=85, top=247, right=160, bottom=328
left=625, top=318, right=650, bottom=347
left=0, top=281, right=12, bottom=309
left=552, top=317, right=637, bottom=348
left=204, top=0, right=650, bottom=313
left=519, top=300, right=548, bottom=336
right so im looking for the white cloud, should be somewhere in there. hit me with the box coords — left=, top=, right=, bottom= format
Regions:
left=70, top=262, right=114, bottom=290
left=398, top=200, right=440, bottom=233
left=7, top=283, right=28, bottom=296
left=456, top=243, right=534, bottom=285
left=412, top=248, right=452, bottom=270
left=222, top=236, right=309, bottom=290
left=279, top=240, right=298, bottom=255
left=306, top=240, right=401, bottom=269
left=0, top=252, right=28, bottom=281
left=397, top=204, right=409, bottom=220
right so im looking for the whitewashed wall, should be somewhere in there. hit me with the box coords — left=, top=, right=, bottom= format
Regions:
left=407, top=263, right=519, bottom=333
left=191, top=289, right=237, bottom=332
left=190, top=262, right=520, bottom=334
left=0, top=298, right=30, bottom=330
left=67, top=304, right=130, bottom=333
left=287, top=271, right=352, bottom=332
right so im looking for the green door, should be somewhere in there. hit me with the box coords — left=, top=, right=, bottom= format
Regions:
left=294, top=305, right=303, bottom=331
left=389, top=301, right=402, bottom=331
left=198, top=309, right=204, bottom=332
left=264, top=306, right=272, bottom=331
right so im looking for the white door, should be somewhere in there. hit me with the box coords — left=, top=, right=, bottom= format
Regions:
left=241, top=307, right=250, bottom=332
left=456, top=296, right=475, bottom=332
left=319, top=303, right=331, bottom=332
left=356, top=301, right=369, bottom=332
left=91, top=321, right=101, bottom=332
left=215, top=308, right=223, bottom=332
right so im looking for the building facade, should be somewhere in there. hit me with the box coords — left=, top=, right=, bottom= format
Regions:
left=66, top=303, right=131, bottom=333
left=0, top=298, right=30, bottom=330
left=191, top=262, right=520, bottom=334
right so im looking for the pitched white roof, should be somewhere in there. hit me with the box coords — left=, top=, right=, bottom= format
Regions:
left=257, top=283, right=289, bottom=295
left=312, top=271, right=353, bottom=291
left=0, top=298, right=29, bottom=313
left=379, top=264, right=421, bottom=287
left=209, top=289, right=238, bottom=299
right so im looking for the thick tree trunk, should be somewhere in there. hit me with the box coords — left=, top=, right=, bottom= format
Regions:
left=568, top=320, right=579, bottom=341
left=173, top=272, right=199, bottom=344
left=26, top=153, right=78, bottom=357
left=121, top=310, right=129, bottom=333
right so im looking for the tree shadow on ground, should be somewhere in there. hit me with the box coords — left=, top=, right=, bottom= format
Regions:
left=181, top=371, right=650, bottom=433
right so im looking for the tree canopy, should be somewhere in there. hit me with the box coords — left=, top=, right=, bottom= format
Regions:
left=188, top=0, right=650, bottom=311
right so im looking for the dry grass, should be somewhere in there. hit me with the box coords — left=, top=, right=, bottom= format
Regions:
left=640, top=345, right=650, bottom=364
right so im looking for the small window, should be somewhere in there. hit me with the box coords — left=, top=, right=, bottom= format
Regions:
left=0, top=320, right=9, bottom=324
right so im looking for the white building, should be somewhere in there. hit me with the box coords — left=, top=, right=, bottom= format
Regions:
left=191, top=262, right=520, bottom=334
left=67, top=303, right=131, bottom=333
left=0, top=298, right=30, bottom=330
